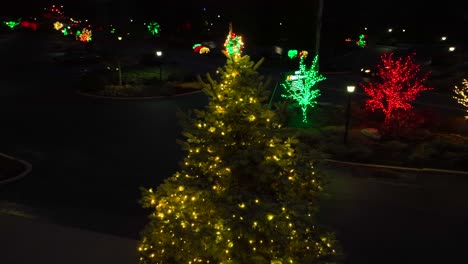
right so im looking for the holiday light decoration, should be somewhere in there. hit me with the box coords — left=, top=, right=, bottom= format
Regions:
left=193, top=44, right=210, bottom=54
left=453, top=79, right=468, bottom=119
left=20, top=21, right=37, bottom=31
left=299, top=50, right=308, bottom=58
left=4, top=20, right=20, bottom=29
left=76, top=28, right=92, bottom=42
left=360, top=52, right=432, bottom=124
left=288, top=49, right=298, bottom=59
left=138, top=51, right=340, bottom=263
left=147, top=21, right=160, bottom=36
left=282, top=55, right=326, bottom=123
left=61, top=27, right=68, bottom=36
left=53, top=21, right=63, bottom=30
left=356, top=34, right=367, bottom=48
left=199, top=47, right=210, bottom=54
left=193, top=43, right=202, bottom=53
left=287, top=50, right=308, bottom=60
left=223, top=24, right=244, bottom=59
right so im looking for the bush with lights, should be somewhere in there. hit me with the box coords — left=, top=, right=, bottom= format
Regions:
left=137, top=26, right=341, bottom=264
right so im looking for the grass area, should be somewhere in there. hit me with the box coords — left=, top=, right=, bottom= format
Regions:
left=78, top=64, right=203, bottom=97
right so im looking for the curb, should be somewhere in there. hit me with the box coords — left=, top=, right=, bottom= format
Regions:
left=76, top=90, right=203, bottom=100
left=322, top=158, right=468, bottom=175
left=0, top=153, right=32, bottom=185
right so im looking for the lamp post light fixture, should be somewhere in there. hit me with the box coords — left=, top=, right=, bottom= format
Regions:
left=155, top=50, right=163, bottom=81
left=449, top=46, right=456, bottom=52
left=344, top=85, right=356, bottom=144
left=441, top=36, right=447, bottom=41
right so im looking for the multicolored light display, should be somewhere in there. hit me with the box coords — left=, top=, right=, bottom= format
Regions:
left=223, top=25, right=244, bottom=59
left=193, top=44, right=210, bottom=54
left=76, top=28, right=92, bottom=42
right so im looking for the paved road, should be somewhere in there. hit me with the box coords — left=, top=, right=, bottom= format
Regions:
left=1, top=31, right=467, bottom=264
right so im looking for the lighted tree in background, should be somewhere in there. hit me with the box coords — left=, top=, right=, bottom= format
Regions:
left=77, top=28, right=92, bottom=42
left=281, top=54, right=326, bottom=123
left=4, top=20, right=20, bottom=30
left=287, top=49, right=298, bottom=59
left=138, top=30, right=339, bottom=263
left=53, top=21, right=63, bottom=31
left=356, top=34, right=367, bottom=48
left=147, top=21, right=161, bottom=36
left=361, top=52, right=432, bottom=126
left=454, top=79, right=468, bottom=119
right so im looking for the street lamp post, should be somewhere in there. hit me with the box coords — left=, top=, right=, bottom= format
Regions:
left=344, top=85, right=355, bottom=144
left=155, top=50, right=163, bottom=81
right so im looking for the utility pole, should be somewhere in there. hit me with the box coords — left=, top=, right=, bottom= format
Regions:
left=315, top=0, right=324, bottom=69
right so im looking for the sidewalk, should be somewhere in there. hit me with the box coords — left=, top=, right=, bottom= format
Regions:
left=1, top=212, right=138, bottom=264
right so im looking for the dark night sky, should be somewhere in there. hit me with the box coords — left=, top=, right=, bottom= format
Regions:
left=3, top=1, right=466, bottom=45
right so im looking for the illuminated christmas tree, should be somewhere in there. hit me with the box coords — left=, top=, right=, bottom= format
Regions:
left=138, top=35, right=339, bottom=263
left=361, top=52, right=432, bottom=126
left=281, top=54, right=326, bottom=123
left=454, top=79, right=468, bottom=119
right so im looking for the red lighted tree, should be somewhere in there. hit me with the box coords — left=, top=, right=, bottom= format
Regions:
left=361, top=52, right=432, bottom=125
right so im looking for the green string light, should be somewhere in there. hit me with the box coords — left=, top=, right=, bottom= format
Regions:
left=281, top=55, right=326, bottom=123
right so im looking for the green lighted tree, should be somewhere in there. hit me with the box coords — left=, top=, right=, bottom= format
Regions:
left=4, top=20, right=20, bottom=30
left=281, top=55, right=326, bottom=123
left=356, top=34, right=367, bottom=48
left=147, top=21, right=160, bottom=36
left=138, top=38, right=340, bottom=263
